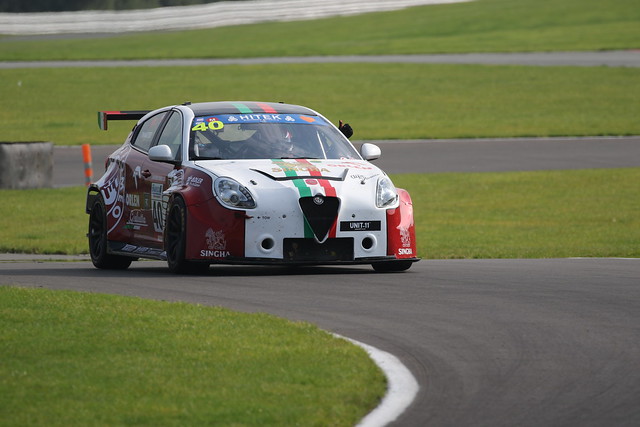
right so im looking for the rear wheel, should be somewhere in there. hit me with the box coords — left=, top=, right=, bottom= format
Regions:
left=371, top=260, right=413, bottom=273
left=88, top=195, right=132, bottom=270
left=165, top=197, right=209, bottom=274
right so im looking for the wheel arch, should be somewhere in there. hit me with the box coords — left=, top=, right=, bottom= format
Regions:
left=85, top=184, right=101, bottom=214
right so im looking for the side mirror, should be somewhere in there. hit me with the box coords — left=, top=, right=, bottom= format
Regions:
left=148, top=145, right=175, bottom=163
left=360, top=143, right=381, bottom=161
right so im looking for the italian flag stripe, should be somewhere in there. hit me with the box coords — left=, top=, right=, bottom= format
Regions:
left=256, top=102, right=277, bottom=113
left=297, top=159, right=338, bottom=238
left=273, top=159, right=312, bottom=197
left=297, top=159, right=337, bottom=197
left=272, top=159, right=314, bottom=238
left=292, top=178, right=312, bottom=198
left=271, top=159, right=340, bottom=239
left=232, top=102, right=253, bottom=113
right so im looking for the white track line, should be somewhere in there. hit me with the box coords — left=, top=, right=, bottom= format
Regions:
left=335, top=334, right=420, bottom=427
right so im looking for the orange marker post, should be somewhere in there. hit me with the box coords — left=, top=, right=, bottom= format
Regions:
left=82, top=144, right=93, bottom=186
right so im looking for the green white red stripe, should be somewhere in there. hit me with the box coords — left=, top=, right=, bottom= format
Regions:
left=271, top=159, right=339, bottom=238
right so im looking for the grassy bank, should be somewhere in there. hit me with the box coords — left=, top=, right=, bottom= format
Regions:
left=1, top=64, right=639, bottom=145
left=0, top=286, right=384, bottom=426
left=395, top=168, right=640, bottom=259
left=1, top=0, right=638, bottom=60
left=2, top=168, right=638, bottom=258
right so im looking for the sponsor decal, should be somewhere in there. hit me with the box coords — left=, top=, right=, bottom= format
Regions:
left=201, top=228, right=230, bottom=258
left=133, top=165, right=142, bottom=188
left=327, top=161, right=373, bottom=170
left=103, top=149, right=129, bottom=234
left=125, top=209, right=148, bottom=230
left=186, top=176, right=204, bottom=187
left=118, top=244, right=164, bottom=257
left=151, top=183, right=163, bottom=198
left=351, top=173, right=379, bottom=183
left=398, top=248, right=414, bottom=255
left=400, top=226, right=412, bottom=247
left=200, top=250, right=231, bottom=258
left=340, top=221, right=381, bottom=232
left=168, top=169, right=184, bottom=188
left=192, top=113, right=329, bottom=127
left=126, top=193, right=140, bottom=208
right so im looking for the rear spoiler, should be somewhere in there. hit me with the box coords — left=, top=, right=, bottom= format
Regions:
left=98, top=110, right=150, bottom=131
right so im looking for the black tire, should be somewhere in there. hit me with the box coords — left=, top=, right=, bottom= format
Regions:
left=88, top=195, right=132, bottom=270
left=371, top=260, right=413, bottom=273
left=165, top=197, right=209, bottom=274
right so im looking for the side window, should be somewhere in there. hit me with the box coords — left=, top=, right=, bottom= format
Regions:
left=155, top=111, right=183, bottom=160
left=131, top=112, right=168, bottom=152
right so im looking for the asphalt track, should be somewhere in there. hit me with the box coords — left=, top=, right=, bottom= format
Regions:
left=2, top=51, right=640, bottom=69
left=55, top=136, right=640, bottom=187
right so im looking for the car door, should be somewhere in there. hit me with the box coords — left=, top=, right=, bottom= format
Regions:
left=121, top=110, right=169, bottom=250
left=133, top=110, right=184, bottom=249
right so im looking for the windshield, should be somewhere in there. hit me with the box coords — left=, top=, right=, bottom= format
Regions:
left=189, top=113, right=360, bottom=160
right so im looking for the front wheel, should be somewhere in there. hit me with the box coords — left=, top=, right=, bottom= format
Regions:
left=88, top=195, right=132, bottom=270
left=165, top=197, right=208, bottom=274
left=371, top=260, right=413, bottom=273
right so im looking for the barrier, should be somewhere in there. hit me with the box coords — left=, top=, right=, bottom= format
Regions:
left=0, top=142, right=53, bottom=189
left=0, top=0, right=472, bottom=35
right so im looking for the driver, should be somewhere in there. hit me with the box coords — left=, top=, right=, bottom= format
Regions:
left=193, top=131, right=223, bottom=159
left=239, top=123, right=293, bottom=159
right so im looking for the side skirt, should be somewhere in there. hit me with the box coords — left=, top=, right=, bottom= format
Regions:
left=107, top=241, right=166, bottom=260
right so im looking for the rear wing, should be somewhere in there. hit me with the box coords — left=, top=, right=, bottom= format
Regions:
left=98, top=110, right=150, bottom=131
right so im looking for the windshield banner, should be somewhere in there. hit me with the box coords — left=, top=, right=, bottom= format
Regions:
left=192, top=114, right=328, bottom=131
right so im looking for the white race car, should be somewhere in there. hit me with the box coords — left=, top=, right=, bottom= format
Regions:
left=87, top=101, right=418, bottom=273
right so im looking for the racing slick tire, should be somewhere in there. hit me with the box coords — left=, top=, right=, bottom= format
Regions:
left=165, top=197, right=209, bottom=274
left=88, top=195, right=133, bottom=270
left=371, top=260, right=413, bottom=273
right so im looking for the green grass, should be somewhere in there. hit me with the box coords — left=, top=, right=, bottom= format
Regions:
left=395, top=168, right=640, bottom=259
left=1, top=64, right=639, bottom=145
left=2, top=168, right=638, bottom=258
left=0, top=186, right=87, bottom=254
left=1, top=0, right=638, bottom=61
left=0, top=286, right=385, bottom=426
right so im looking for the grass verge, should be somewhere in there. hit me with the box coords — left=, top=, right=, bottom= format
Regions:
left=0, top=286, right=385, bottom=426
left=0, top=186, right=87, bottom=254
left=2, top=168, right=638, bottom=259
left=1, top=64, right=639, bottom=145
left=0, top=0, right=638, bottom=60
left=395, top=168, right=640, bottom=259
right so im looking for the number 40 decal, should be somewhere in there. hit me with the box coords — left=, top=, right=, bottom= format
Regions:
left=192, top=121, right=224, bottom=132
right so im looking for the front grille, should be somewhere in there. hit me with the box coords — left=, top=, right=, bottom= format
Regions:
left=283, top=238, right=354, bottom=262
left=299, top=195, right=340, bottom=241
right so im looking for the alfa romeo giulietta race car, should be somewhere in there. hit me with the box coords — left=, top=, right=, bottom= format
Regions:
left=86, top=101, right=418, bottom=273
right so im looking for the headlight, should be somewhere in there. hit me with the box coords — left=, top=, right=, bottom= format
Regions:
left=376, top=176, right=399, bottom=208
left=214, top=177, right=256, bottom=209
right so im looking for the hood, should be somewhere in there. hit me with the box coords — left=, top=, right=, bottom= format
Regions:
left=194, top=159, right=382, bottom=183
